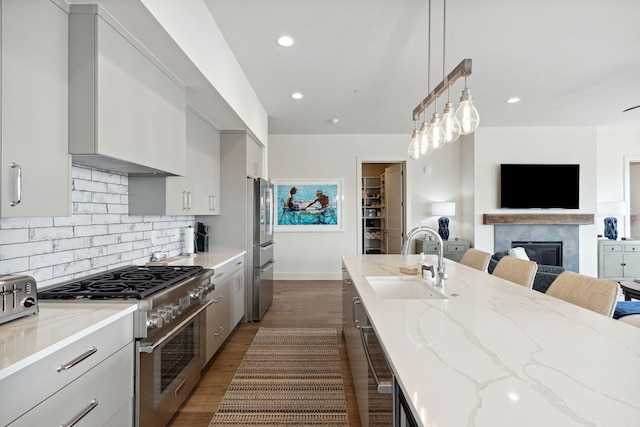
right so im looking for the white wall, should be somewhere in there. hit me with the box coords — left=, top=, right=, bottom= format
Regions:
left=473, top=127, right=599, bottom=275
left=596, top=128, right=640, bottom=238
left=268, top=134, right=463, bottom=280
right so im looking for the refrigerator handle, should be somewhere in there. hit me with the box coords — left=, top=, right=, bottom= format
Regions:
left=266, top=186, right=274, bottom=236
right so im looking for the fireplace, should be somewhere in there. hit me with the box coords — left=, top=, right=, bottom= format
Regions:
left=512, top=241, right=562, bottom=266
left=494, top=224, right=579, bottom=272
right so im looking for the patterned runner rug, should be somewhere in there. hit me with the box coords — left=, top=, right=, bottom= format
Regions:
left=209, top=327, right=350, bottom=426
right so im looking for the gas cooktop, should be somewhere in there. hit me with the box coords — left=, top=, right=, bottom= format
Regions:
left=38, top=265, right=205, bottom=300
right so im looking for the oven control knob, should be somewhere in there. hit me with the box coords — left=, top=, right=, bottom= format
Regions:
left=166, top=304, right=178, bottom=319
left=190, top=287, right=204, bottom=300
left=159, top=309, right=172, bottom=324
left=147, top=314, right=163, bottom=329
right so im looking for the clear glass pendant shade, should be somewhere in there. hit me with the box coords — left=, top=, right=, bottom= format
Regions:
left=427, top=113, right=445, bottom=151
left=441, top=101, right=460, bottom=143
left=418, top=120, right=431, bottom=156
left=454, top=87, right=480, bottom=135
left=407, top=129, right=421, bottom=160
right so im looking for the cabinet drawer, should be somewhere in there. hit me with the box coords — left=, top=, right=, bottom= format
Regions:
left=624, top=245, right=640, bottom=253
left=205, top=299, right=231, bottom=363
left=445, top=244, right=468, bottom=253
left=9, top=343, right=134, bottom=427
left=3, top=313, right=133, bottom=425
left=602, top=244, right=623, bottom=252
left=211, top=254, right=245, bottom=284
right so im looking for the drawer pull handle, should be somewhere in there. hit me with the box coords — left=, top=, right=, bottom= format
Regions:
left=214, top=326, right=225, bottom=336
left=60, top=398, right=98, bottom=427
left=215, top=272, right=224, bottom=279
left=214, top=295, right=224, bottom=303
left=57, top=347, right=98, bottom=372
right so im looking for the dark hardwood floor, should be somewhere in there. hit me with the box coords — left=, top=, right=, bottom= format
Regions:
left=168, top=280, right=362, bottom=427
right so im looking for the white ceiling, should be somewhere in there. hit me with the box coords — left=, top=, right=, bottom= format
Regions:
left=204, top=0, right=640, bottom=135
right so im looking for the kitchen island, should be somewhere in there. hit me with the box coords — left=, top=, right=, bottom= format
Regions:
left=342, top=254, right=640, bottom=426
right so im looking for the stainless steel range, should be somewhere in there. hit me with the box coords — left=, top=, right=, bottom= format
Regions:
left=38, top=265, right=214, bottom=427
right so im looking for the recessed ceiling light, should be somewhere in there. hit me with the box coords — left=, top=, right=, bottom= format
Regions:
left=290, top=92, right=303, bottom=100
left=330, top=118, right=340, bottom=125
left=506, top=97, right=521, bottom=104
left=277, top=35, right=295, bottom=47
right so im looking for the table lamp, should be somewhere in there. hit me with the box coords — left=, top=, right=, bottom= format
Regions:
left=432, top=202, right=456, bottom=240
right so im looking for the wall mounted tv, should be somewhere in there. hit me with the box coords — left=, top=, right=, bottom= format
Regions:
left=500, top=164, right=580, bottom=209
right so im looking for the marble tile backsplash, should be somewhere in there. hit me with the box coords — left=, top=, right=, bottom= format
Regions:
left=0, top=165, right=194, bottom=289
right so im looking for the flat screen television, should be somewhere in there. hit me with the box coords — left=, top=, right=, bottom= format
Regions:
left=500, top=164, right=580, bottom=209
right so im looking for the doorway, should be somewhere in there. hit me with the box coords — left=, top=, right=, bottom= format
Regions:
left=361, top=162, right=406, bottom=254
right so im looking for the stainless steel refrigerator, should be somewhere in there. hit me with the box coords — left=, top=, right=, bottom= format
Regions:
left=246, top=177, right=275, bottom=321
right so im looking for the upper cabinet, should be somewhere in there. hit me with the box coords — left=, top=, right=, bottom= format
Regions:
left=129, top=106, right=221, bottom=216
left=1, top=0, right=71, bottom=217
left=68, top=4, right=186, bottom=176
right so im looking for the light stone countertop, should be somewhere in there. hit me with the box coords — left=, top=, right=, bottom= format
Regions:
left=342, top=254, right=640, bottom=427
left=0, top=302, right=137, bottom=381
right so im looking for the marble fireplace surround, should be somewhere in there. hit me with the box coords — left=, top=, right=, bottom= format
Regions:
left=483, top=214, right=594, bottom=273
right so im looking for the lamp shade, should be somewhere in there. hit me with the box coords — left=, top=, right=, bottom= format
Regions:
left=597, top=202, right=626, bottom=216
left=432, top=202, right=455, bottom=217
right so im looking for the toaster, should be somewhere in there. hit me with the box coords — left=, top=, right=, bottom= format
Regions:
left=0, top=275, right=38, bottom=325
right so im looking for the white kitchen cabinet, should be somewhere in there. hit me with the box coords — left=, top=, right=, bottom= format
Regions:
left=3, top=312, right=134, bottom=427
left=204, top=253, right=245, bottom=365
left=246, top=133, right=264, bottom=179
left=69, top=4, right=186, bottom=176
left=598, top=239, right=640, bottom=281
left=129, top=107, right=221, bottom=215
left=0, top=0, right=71, bottom=217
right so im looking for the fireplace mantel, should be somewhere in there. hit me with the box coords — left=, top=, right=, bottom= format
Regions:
left=483, top=213, right=594, bottom=225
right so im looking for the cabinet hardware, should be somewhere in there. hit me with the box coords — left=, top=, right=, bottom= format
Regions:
left=174, top=379, right=186, bottom=398
left=57, top=346, right=98, bottom=372
left=360, top=326, right=393, bottom=394
left=60, top=398, right=98, bottom=427
left=9, top=162, right=22, bottom=206
left=214, top=326, right=225, bottom=336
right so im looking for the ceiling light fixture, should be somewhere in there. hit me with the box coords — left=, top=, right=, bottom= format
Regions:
left=290, top=92, right=303, bottom=100
left=277, top=35, right=294, bottom=47
left=408, top=0, right=479, bottom=159
left=506, top=97, right=521, bottom=104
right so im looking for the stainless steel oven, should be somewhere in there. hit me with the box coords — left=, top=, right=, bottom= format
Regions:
left=137, top=301, right=209, bottom=427
left=37, top=265, right=215, bottom=427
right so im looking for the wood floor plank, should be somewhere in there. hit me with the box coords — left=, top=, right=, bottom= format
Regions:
left=167, top=280, right=362, bottom=427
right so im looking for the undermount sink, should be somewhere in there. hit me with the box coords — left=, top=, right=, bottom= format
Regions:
left=366, top=276, right=447, bottom=300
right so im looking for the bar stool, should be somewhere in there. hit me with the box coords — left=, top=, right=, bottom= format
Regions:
left=492, top=256, right=538, bottom=289
left=546, top=271, right=619, bottom=317
left=459, top=248, right=491, bottom=272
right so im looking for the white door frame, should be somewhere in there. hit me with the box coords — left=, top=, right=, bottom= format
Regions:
left=357, top=157, right=407, bottom=254
left=624, top=154, right=640, bottom=237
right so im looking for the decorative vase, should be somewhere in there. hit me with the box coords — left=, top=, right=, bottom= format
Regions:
left=438, top=217, right=450, bottom=241
left=604, top=217, right=618, bottom=240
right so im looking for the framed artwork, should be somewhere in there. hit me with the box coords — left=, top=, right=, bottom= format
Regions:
left=273, top=178, right=343, bottom=231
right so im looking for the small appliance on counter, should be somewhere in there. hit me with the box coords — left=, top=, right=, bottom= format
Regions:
left=0, top=275, right=38, bottom=325
left=196, top=221, right=209, bottom=252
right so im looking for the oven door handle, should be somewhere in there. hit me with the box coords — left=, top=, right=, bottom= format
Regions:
left=139, top=300, right=212, bottom=354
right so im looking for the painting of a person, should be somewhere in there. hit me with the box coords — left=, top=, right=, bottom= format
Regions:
left=285, top=187, right=298, bottom=210
left=303, top=189, right=330, bottom=211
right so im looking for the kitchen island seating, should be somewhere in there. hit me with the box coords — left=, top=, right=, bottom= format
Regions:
left=459, top=248, right=491, bottom=272
left=546, top=271, right=619, bottom=317
left=491, top=256, right=538, bottom=288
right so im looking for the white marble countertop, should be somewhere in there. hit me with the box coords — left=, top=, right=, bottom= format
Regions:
left=0, top=302, right=137, bottom=381
left=342, top=254, right=640, bottom=427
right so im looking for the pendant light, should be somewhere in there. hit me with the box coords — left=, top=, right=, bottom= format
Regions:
left=454, top=74, right=480, bottom=134
left=408, top=121, right=421, bottom=160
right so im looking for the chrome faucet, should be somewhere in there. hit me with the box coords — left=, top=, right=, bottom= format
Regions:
left=402, top=226, right=448, bottom=287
